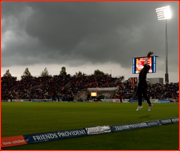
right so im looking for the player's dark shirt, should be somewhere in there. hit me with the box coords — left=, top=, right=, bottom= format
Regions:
left=138, top=64, right=149, bottom=87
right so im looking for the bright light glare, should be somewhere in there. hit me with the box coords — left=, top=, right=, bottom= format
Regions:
left=156, top=6, right=172, bottom=20
left=91, top=92, right=97, bottom=97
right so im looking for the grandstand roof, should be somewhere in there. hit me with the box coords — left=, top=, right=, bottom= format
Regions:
left=87, top=87, right=118, bottom=92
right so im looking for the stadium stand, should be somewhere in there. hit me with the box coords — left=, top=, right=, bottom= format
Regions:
left=1, top=75, right=179, bottom=102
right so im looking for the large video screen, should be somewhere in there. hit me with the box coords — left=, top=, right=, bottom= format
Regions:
left=132, top=56, right=156, bottom=74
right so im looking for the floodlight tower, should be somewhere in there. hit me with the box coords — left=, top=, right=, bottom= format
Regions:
left=156, top=6, right=172, bottom=84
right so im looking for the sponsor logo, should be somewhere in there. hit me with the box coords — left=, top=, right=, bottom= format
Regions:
left=145, top=121, right=161, bottom=127
left=1, top=135, right=27, bottom=148
left=159, top=119, right=172, bottom=125
left=171, top=117, right=179, bottom=123
left=57, top=129, right=87, bottom=138
left=128, top=122, right=148, bottom=129
left=85, top=126, right=111, bottom=135
left=23, top=132, right=59, bottom=144
left=32, top=133, right=58, bottom=141
left=111, top=124, right=130, bottom=132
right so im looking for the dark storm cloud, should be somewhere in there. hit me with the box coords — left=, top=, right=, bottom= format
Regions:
left=1, top=1, right=179, bottom=72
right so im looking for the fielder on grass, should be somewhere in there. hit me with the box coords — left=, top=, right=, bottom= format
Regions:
left=136, top=52, right=153, bottom=111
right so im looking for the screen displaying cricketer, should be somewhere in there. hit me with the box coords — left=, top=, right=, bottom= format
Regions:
left=132, top=56, right=156, bottom=74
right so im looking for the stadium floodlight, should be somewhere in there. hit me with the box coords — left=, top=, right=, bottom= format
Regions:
left=156, top=6, right=172, bottom=20
left=155, top=5, right=172, bottom=84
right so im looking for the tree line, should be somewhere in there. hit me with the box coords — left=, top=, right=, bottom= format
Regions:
left=2, top=67, right=106, bottom=79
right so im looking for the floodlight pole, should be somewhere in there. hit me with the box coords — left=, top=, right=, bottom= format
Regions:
left=165, top=19, right=169, bottom=84
left=156, top=6, right=171, bottom=84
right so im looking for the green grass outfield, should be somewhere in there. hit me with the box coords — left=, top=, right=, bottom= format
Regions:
left=1, top=102, right=179, bottom=150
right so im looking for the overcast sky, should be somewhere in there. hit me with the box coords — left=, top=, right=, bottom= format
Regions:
left=1, top=1, right=179, bottom=82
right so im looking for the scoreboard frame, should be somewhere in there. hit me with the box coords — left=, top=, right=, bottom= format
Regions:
left=132, top=56, right=157, bottom=74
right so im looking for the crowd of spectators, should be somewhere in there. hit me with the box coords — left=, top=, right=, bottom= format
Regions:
left=1, top=75, right=179, bottom=102
left=1, top=75, right=71, bottom=101
left=1, top=77, right=17, bottom=101
left=1, top=75, right=117, bottom=101
left=112, top=82, right=179, bottom=102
